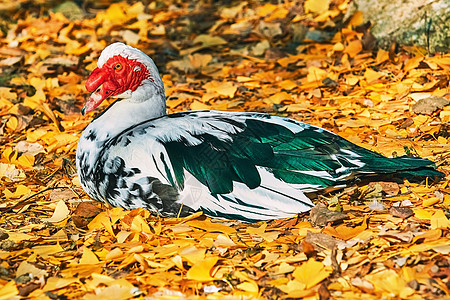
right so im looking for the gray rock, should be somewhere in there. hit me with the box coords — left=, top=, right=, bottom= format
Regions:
left=345, top=0, right=450, bottom=53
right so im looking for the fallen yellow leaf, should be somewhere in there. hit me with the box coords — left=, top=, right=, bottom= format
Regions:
left=179, top=246, right=205, bottom=265
left=130, top=215, right=153, bottom=234
left=191, top=100, right=210, bottom=110
left=412, top=229, right=441, bottom=243
left=0, top=281, right=18, bottom=299
left=306, top=66, right=328, bottom=83
left=5, top=116, right=18, bottom=131
left=3, top=231, right=34, bottom=243
left=109, top=207, right=127, bottom=224
left=16, top=261, right=47, bottom=278
left=88, top=212, right=115, bottom=237
left=189, top=53, right=212, bottom=69
left=186, top=219, right=235, bottom=234
left=278, top=279, right=306, bottom=294
left=344, top=40, right=363, bottom=58
left=275, top=262, right=295, bottom=274
left=293, top=258, right=333, bottom=289
left=431, top=210, right=450, bottom=229
left=304, top=0, right=330, bottom=13
left=80, top=246, right=100, bottom=265
left=42, top=200, right=70, bottom=223
left=348, top=11, right=364, bottom=26
left=213, top=234, right=236, bottom=247
left=105, top=248, right=124, bottom=261
left=84, top=283, right=136, bottom=300
left=33, top=243, right=64, bottom=258
left=116, top=231, right=132, bottom=243
left=43, top=277, right=79, bottom=292
left=414, top=208, right=433, bottom=220
left=364, top=68, right=384, bottom=83
left=366, top=269, right=415, bottom=298
left=236, top=281, right=259, bottom=296
left=186, top=257, right=219, bottom=281
left=257, top=3, right=278, bottom=17
left=422, top=197, right=440, bottom=207
left=193, top=34, right=227, bottom=48
left=172, top=255, right=184, bottom=270
left=246, top=222, right=267, bottom=235
left=323, top=217, right=367, bottom=241
left=203, top=81, right=237, bottom=98
left=105, top=3, right=128, bottom=24
left=266, top=91, right=293, bottom=104
left=85, top=273, right=116, bottom=290
left=15, top=154, right=34, bottom=168
left=404, top=56, right=424, bottom=72
left=278, top=79, right=297, bottom=90
left=3, top=184, right=30, bottom=199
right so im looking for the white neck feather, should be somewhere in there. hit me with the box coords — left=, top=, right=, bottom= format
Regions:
left=86, top=82, right=166, bottom=142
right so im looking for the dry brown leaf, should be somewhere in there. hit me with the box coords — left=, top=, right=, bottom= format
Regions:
left=310, top=203, right=348, bottom=227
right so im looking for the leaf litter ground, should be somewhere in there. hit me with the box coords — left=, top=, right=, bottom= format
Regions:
left=0, top=0, right=449, bottom=299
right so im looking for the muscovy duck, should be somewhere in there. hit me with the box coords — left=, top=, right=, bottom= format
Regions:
left=76, top=43, right=443, bottom=222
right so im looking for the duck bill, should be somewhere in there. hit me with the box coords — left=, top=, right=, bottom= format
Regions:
left=82, top=87, right=108, bottom=115
left=82, top=67, right=118, bottom=115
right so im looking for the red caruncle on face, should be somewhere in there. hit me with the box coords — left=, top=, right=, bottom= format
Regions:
left=83, top=55, right=151, bottom=114
left=100, top=55, right=151, bottom=96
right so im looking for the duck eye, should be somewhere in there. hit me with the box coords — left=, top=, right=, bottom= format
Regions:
left=114, top=63, right=122, bottom=70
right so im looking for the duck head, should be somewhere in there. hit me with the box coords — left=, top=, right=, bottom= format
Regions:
left=82, top=42, right=164, bottom=115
